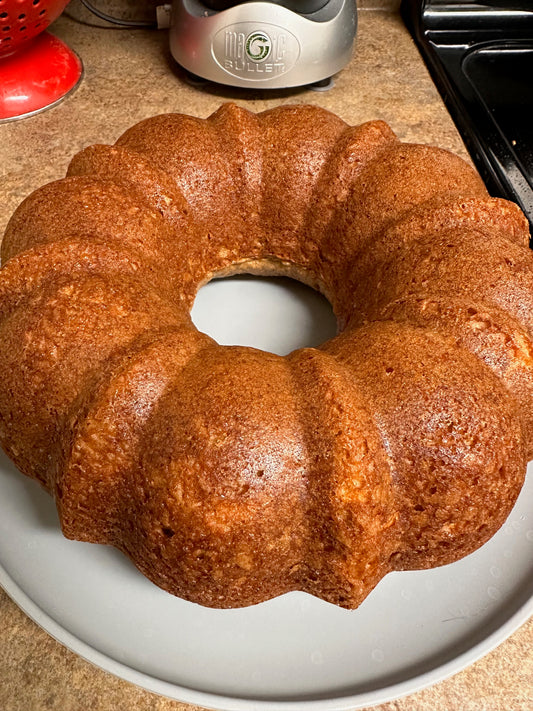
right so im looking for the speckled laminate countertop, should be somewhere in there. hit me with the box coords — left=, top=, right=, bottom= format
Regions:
left=0, top=3, right=532, bottom=710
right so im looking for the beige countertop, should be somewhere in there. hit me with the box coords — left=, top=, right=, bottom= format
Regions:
left=0, top=3, right=532, bottom=710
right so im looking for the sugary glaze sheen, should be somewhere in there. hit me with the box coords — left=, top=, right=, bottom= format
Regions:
left=0, top=103, right=531, bottom=609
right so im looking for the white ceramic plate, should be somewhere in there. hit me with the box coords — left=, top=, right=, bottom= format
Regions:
left=1, top=276, right=532, bottom=710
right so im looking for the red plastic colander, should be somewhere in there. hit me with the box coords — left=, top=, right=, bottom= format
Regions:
left=0, top=0, right=82, bottom=120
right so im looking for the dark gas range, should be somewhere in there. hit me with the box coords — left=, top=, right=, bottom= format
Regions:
left=401, top=0, right=533, bottom=238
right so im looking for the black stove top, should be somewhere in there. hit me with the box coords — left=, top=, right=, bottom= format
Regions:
left=401, top=0, right=533, bottom=237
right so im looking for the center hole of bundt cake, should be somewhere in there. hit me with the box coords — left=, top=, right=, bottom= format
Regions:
left=191, top=275, right=337, bottom=356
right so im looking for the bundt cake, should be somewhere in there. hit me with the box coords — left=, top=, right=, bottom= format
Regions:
left=0, top=103, right=531, bottom=609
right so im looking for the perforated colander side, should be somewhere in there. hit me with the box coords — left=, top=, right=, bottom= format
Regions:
left=0, top=0, right=71, bottom=57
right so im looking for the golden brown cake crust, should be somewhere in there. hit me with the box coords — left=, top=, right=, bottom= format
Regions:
left=0, top=103, right=531, bottom=609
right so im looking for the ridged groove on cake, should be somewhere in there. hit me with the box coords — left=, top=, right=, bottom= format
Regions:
left=113, top=106, right=266, bottom=297
left=0, top=240, right=145, bottom=318
left=321, top=149, right=491, bottom=326
left=256, top=105, right=347, bottom=258
left=304, top=120, right=399, bottom=291
left=378, top=295, right=533, bottom=458
left=66, top=144, right=195, bottom=233
left=0, top=242, right=184, bottom=488
left=322, top=321, right=525, bottom=569
left=304, top=120, right=399, bottom=241
left=287, top=348, right=398, bottom=609
left=331, top=141, right=489, bottom=251
left=207, top=103, right=263, bottom=248
left=346, top=228, right=533, bottom=334
left=381, top=195, right=530, bottom=249
left=57, top=325, right=216, bottom=545
left=1, top=176, right=183, bottom=304
left=115, top=111, right=240, bottom=233
left=326, top=196, right=530, bottom=329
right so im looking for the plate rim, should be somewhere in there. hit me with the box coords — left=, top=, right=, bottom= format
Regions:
left=1, top=558, right=532, bottom=711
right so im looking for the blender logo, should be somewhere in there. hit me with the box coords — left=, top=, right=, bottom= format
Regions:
left=245, top=32, right=271, bottom=62
left=216, top=25, right=299, bottom=78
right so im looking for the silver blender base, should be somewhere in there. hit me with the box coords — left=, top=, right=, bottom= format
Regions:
left=169, top=0, right=357, bottom=89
